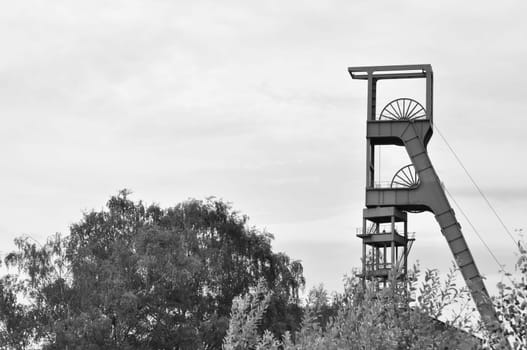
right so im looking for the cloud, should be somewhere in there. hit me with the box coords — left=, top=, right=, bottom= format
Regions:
left=1, top=0, right=526, bottom=296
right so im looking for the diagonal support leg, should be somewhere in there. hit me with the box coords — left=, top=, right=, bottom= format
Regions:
left=399, top=123, right=504, bottom=338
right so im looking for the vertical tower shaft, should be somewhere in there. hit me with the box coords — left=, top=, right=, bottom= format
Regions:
left=348, top=65, right=505, bottom=341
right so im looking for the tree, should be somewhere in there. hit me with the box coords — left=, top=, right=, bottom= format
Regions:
left=1, top=233, right=70, bottom=349
left=0, top=190, right=305, bottom=349
left=0, top=274, right=34, bottom=350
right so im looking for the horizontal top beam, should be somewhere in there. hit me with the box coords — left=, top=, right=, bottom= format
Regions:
left=348, top=64, right=432, bottom=80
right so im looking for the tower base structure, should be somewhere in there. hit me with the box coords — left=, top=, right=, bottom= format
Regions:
left=357, top=207, right=413, bottom=291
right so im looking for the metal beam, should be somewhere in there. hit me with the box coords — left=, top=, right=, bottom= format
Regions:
left=350, top=72, right=426, bottom=80
left=348, top=64, right=432, bottom=80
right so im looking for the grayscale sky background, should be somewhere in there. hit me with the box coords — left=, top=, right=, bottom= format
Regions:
left=2, top=0, right=526, bottom=297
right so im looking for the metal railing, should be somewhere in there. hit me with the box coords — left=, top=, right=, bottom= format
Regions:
left=364, top=262, right=393, bottom=272
left=356, top=227, right=416, bottom=239
left=373, top=181, right=412, bottom=189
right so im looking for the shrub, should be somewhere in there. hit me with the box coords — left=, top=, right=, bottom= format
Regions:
left=223, top=265, right=481, bottom=350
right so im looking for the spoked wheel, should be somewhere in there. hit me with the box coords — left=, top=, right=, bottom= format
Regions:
left=391, top=164, right=424, bottom=213
left=379, top=98, right=427, bottom=121
left=391, top=164, right=420, bottom=189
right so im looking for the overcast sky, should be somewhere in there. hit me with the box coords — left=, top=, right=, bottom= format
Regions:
left=2, top=0, right=527, bottom=296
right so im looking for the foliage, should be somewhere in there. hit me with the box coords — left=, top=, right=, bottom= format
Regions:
left=223, top=265, right=481, bottom=350
left=2, top=189, right=525, bottom=350
left=0, top=190, right=304, bottom=349
left=1, top=233, right=69, bottom=349
left=494, top=241, right=527, bottom=349
left=223, top=279, right=272, bottom=350
left=0, top=275, right=34, bottom=350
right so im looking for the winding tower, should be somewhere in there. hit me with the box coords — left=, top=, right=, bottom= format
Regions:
left=348, top=65, right=501, bottom=335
